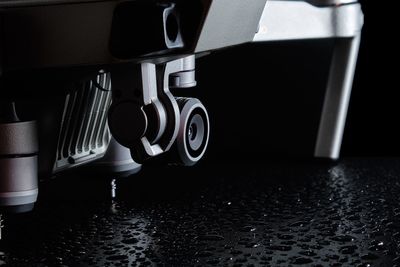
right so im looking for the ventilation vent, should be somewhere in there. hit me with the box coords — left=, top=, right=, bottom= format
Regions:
left=54, top=72, right=112, bottom=172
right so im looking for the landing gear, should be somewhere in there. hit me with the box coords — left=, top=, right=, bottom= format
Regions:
left=108, top=55, right=210, bottom=165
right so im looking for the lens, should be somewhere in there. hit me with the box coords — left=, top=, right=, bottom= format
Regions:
left=187, top=114, right=205, bottom=151
left=175, top=97, right=210, bottom=166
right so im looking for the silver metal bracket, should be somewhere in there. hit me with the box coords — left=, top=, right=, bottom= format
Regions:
left=108, top=55, right=196, bottom=163
left=253, top=0, right=364, bottom=159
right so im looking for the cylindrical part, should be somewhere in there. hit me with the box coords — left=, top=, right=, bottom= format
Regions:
left=0, top=156, right=38, bottom=206
left=170, top=70, right=197, bottom=89
left=92, top=137, right=141, bottom=176
left=0, top=120, right=38, bottom=213
left=0, top=121, right=38, bottom=155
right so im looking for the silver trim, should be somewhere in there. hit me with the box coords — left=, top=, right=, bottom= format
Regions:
left=195, top=0, right=267, bottom=52
left=253, top=2, right=363, bottom=42
left=0, top=189, right=38, bottom=206
left=0, top=188, right=38, bottom=198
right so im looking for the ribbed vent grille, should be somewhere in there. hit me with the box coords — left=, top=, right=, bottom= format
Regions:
left=54, top=72, right=112, bottom=172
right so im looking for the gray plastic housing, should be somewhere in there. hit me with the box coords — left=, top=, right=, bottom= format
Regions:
left=0, top=121, right=38, bottom=212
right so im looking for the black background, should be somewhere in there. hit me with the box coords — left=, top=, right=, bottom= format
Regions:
left=183, top=0, right=398, bottom=162
left=3, top=3, right=400, bottom=266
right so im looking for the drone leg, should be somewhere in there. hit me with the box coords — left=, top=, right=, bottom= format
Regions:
left=314, top=34, right=361, bottom=159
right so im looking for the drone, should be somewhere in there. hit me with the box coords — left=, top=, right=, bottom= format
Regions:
left=0, top=0, right=364, bottom=212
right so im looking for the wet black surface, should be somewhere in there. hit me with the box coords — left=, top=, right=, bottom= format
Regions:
left=1, top=158, right=400, bottom=266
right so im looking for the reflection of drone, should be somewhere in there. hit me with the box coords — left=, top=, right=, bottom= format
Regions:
left=0, top=0, right=363, bottom=212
